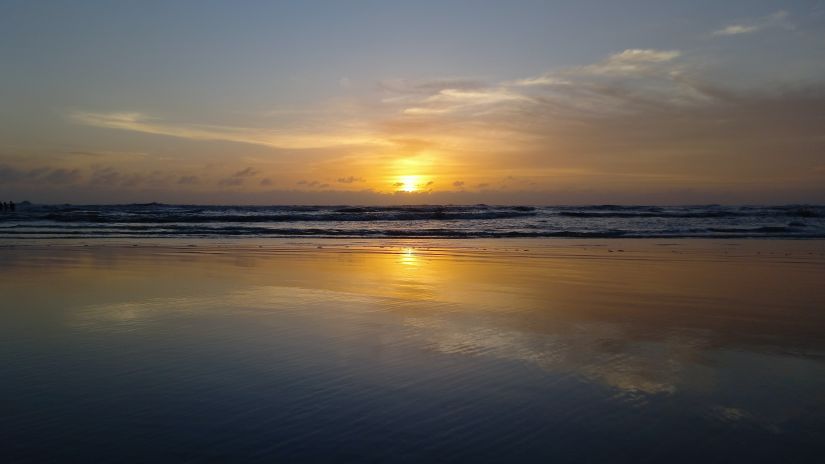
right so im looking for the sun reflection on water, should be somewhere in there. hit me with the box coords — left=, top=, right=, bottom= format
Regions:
left=400, top=247, right=418, bottom=266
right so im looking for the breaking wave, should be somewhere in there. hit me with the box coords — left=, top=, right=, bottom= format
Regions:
left=1, top=203, right=823, bottom=238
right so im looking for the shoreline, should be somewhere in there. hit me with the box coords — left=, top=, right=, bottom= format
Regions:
left=3, top=237, right=825, bottom=268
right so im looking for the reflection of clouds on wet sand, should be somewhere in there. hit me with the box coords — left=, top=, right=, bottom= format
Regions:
left=707, top=406, right=781, bottom=434
left=14, top=242, right=825, bottom=442
left=69, top=286, right=379, bottom=332
left=403, top=314, right=711, bottom=396
left=69, top=297, right=204, bottom=331
left=60, top=243, right=825, bottom=403
left=402, top=307, right=825, bottom=433
left=70, top=283, right=708, bottom=398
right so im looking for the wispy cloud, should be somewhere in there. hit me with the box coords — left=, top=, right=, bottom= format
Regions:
left=69, top=111, right=390, bottom=150
left=713, top=24, right=759, bottom=36
left=337, top=176, right=364, bottom=184
left=377, top=48, right=825, bottom=197
left=86, top=166, right=173, bottom=188
left=297, top=180, right=330, bottom=189
left=402, top=88, right=529, bottom=115
left=575, top=49, right=681, bottom=76
left=394, top=49, right=687, bottom=120
left=711, top=10, right=792, bottom=36
left=510, top=75, right=571, bottom=87
left=53, top=45, right=825, bottom=202
left=233, top=167, right=259, bottom=178
left=0, top=164, right=83, bottom=185
left=379, top=78, right=488, bottom=96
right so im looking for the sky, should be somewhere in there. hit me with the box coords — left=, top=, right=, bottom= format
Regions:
left=1, top=0, right=824, bottom=205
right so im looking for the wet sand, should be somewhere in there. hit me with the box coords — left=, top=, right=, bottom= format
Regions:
left=2, top=239, right=825, bottom=462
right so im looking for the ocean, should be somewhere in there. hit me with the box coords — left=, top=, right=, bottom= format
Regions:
left=1, top=203, right=824, bottom=239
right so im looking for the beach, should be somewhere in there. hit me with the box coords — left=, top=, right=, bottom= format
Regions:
left=5, top=0, right=825, bottom=462
left=2, top=238, right=825, bottom=462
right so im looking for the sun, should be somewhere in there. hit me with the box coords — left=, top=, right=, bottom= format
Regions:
left=398, top=175, right=420, bottom=192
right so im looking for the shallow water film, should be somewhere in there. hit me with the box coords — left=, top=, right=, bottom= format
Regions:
left=2, top=239, right=825, bottom=463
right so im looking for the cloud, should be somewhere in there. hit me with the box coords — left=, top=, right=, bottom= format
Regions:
left=38, top=44, right=824, bottom=204
left=511, top=75, right=571, bottom=87
left=297, top=180, right=324, bottom=188
left=89, top=166, right=121, bottom=185
left=713, top=24, right=759, bottom=36
left=233, top=167, right=259, bottom=177
left=44, top=169, right=82, bottom=184
left=379, top=78, right=488, bottom=96
left=379, top=77, right=531, bottom=116
left=337, top=176, right=364, bottom=184
left=0, top=165, right=84, bottom=185
left=576, top=49, right=681, bottom=76
left=403, top=88, right=529, bottom=115
left=85, top=166, right=174, bottom=188
left=393, top=49, right=683, bottom=119
left=260, top=178, right=273, bottom=186
left=0, top=164, right=188, bottom=190
left=69, top=111, right=391, bottom=150
left=711, top=11, right=792, bottom=37
left=66, top=150, right=150, bottom=158
left=378, top=46, right=825, bottom=200
left=446, top=50, right=691, bottom=118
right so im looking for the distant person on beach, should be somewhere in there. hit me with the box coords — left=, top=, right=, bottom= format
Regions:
left=9, top=201, right=15, bottom=212
left=1, top=202, right=7, bottom=212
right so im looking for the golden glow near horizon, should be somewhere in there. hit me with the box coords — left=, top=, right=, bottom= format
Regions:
left=3, top=2, right=825, bottom=205
left=389, top=156, right=437, bottom=194
left=398, top=175, right=421, bottom=192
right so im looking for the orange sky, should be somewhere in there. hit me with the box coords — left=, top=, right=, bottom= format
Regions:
left=1, top=2, right=824, bottom=204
